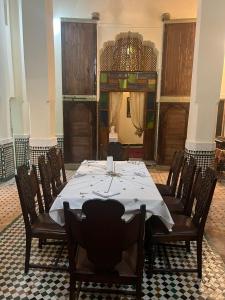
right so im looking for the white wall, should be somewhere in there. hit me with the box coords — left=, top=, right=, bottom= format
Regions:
left=0, top=0, right=14, bottom=139
left=22, top=0, right=56, bottom=140
left=8, top=0, right=29, bottom=136
left=53, top=0, right=197, bottom=135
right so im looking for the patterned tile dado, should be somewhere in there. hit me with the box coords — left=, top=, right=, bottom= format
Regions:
left=185, top=148, right=215, bottom=172
left=15, top=137, right=29, bottom=168
left=57, top=136, right=64, bottom=153
left=0, top=142, right=15, bottom=182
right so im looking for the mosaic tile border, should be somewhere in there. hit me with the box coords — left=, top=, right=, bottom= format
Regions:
left=15, top=137, right=29, bottom=168
left=185, top=148, right=215, bottom=173
left=0, top=142, right=15, bottom=182
left=57, top=136, right=64, bottom=153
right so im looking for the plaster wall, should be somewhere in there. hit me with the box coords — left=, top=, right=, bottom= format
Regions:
left=22, top=0, right=56, bottom=139
left=8, top=0, right=29, bottom=136
left=0, top=0, right=14, bottom=139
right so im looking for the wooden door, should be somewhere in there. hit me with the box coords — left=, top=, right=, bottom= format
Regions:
left=158, top=103, right=189, bottom=165
left=63, top=101, right=97, bottom=163
left=161, top=22, right=196, bottom=96
left=61, top=21, right=97, bottom=95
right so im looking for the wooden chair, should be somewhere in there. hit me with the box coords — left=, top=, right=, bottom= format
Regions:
left=163, top=156, right=197, bottom=215
left=64, top=199, right=146, bottom=300
left=156, top=150, right=184, bottom=197
left=107, top=142, right=126, bottom=160
left=38, top=155, right=55, bottom=212
left=147, top=167, right=217, bottom=278
left=58, top=148, right=67, bottom=183
left=47, top=147, right=67, bottom=196
left=15, top=165, right=67, bottom=273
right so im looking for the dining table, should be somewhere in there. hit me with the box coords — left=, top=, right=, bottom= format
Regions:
left=49, top=160, right=174, bottom=230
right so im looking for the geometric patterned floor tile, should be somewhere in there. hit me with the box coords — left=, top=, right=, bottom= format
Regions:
left=1, top=216, right=225, bottom=299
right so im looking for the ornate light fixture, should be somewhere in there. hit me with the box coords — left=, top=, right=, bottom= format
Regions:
left=100, top=32, right=158, bottom=72
left=112, top=32, right=143, bottom=71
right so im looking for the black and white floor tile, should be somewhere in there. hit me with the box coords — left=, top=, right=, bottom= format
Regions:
left=1, top=216, right=225, bottom=299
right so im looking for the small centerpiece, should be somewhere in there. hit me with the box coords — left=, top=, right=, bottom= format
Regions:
left=106, top=171, right=121, bottom=177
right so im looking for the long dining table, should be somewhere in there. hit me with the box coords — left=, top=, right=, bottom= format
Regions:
left=49, top=160, right=174, bottom=230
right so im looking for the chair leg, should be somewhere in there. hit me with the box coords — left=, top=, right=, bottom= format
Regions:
left=38, top=239, right=43, bottom=249
left=185, top=241, right=191, bottom=252
left=136, top=280, right=142, bottom=300
left=148, top=243, right=156, bottom=277
left=197, top=239, right=202, bottom=279
left=25, top=235, right=32, bottom=274
left=69, top=276, right=76, bottom=300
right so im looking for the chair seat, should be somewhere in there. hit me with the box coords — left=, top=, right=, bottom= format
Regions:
left=150, top=214, right=198, bottom=242
left=32, top=213, right=67, bottom=239
left=75, top=244, right=137, bottom=278
left=156, top=183, right=173, bottom=196
left=163, top=196, right=184, bottom=214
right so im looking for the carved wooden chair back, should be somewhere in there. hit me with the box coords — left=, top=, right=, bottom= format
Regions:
left=191, top=167, right=217, bottom=236
left=64, top=199, right=146, bottom=273
left=47, top=147, right=66, bottom=195
left=166, top=150, right=184, bottom=195
left=16, top=165, right=40, bottom=230
left=176, top=156, right=197, bottom=214
left=30, top=165, right=44, bottom=213
left=38, top=155, right=54, bottom=212
left=57, top=148, right=67, bottom=183
left=47, top=147, right=61, bottom=191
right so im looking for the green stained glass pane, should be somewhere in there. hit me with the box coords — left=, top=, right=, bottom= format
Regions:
left=148, top=78, right=156, bottom=92
left=147, top=111, right=154, bottom=129
left=147, top=93, right=155, bottom=110
left=100, top=72, right=108, bottom=83
left=128, top=73, right=137, bottom=84
left=99, top=92, right=108, bottom=109
left=119, top=79, right=127, bottom=89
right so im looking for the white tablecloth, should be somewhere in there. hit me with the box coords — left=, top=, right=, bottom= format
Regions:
left=49, top=160, right=174, bottom=230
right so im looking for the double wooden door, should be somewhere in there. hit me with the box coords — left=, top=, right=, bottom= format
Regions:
left=61, top=20, right=97, bottom=162
left=63, top=101, right=97, bottom=163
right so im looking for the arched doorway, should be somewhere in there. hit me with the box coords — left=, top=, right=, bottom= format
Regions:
left=99, top=32, right=158, bottom=161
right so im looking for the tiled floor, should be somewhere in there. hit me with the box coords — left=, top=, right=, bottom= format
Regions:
left=0, top=179, right=21, bottom=232
left=1, top=168, right=225, bottom=299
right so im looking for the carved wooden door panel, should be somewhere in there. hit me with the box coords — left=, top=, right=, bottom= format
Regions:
left=63, top=101, right=96, bottom=163
left=61, top=21, right=97, bottom=95
left=158, top=104, right=189, bottom=165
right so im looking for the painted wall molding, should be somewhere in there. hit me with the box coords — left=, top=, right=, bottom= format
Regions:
left=29, top=137, right=57, bottom=147
left=13, top=134, right=30, bottom=139
left=0, top=138, right=13, bottom=145
left=185, top=140, right=216, bottom=151
left=159, top=96, right=190, bottom=103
